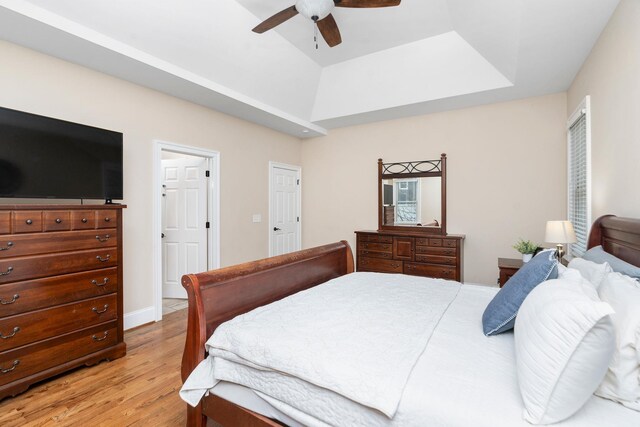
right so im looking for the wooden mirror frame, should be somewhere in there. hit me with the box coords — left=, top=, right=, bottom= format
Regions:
left=377, top=154, right=447, bottom=236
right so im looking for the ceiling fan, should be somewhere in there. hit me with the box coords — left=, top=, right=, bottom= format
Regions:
left=252, top=0, right=402, bottom=48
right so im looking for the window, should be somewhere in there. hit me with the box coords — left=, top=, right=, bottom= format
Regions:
left=395, top=179, right=420, bottom=224
left=567, top=96, right=591, bottom=257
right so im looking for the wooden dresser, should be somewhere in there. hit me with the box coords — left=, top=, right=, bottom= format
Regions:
left=355, top=230, right=464, bottom=282
left=0, top=205, right=125, bottom=399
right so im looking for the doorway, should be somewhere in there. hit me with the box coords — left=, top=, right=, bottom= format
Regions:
left=269, top=162, right=301, bottom=257
left=153, top=141, right=220, bottom=321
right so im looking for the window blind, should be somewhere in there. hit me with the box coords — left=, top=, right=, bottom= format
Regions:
left=568, top=112, right=588, bottom=257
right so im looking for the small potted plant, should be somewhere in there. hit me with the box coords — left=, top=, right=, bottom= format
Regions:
left=513, top=238, right=538, bottom=263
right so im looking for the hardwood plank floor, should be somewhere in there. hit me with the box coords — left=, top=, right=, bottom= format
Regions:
left=0, top=309, right=188, bottom=426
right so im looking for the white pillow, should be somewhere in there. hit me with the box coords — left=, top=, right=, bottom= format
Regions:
left=595, top=272, right=640, bottom=411
left=557, top=265, right=599, bottom=299
left=567, top=257, right=613, bottom=289
left=514, top=279, right=615, bottom=424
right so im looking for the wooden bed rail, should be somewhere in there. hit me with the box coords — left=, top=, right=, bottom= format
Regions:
left=180, top=241, right=354, bottom=427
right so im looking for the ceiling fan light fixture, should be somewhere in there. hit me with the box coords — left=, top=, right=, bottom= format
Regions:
left=295, top=0, right=334, bottom=21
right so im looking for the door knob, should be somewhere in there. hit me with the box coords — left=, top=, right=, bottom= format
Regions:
left=273, top=227, right=281, bottom=231
left=161, top=233, right=165, bottom=238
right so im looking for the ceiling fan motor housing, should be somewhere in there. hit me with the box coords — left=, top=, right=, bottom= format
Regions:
left=295, top=0, right=334, bottom=21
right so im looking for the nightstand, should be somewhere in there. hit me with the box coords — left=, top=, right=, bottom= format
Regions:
left=498, top=258, right=523, bottom=287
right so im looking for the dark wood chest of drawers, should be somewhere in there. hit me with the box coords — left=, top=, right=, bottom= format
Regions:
left=355, top=230, right=464, bottom=282
left=0, top=205, right=126, bottom=400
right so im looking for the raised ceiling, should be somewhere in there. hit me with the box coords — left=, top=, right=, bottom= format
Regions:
left=0, top=0, right=620, bottom=138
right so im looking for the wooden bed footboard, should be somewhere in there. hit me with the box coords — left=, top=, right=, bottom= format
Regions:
left=180, top=241, right=354, bottom=427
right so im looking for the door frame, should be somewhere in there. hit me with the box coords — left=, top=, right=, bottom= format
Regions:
left=268, top=161, right=302, bottom=257
left=153, top=140, right=220, bottom=321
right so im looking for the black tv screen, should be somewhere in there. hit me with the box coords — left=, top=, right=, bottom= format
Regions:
left=0, top=106, right=123, bottom=201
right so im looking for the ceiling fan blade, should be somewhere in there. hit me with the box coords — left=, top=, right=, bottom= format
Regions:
left=316, top=14, right=342, bottom=47
left=334, top=0, right=401, bottom=7
left=252, top=5, right=299, bottom=33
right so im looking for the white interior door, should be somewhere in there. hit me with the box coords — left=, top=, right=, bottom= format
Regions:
left=162, top=156, right=207, bottom=299
left=270, top=164, right=300, bottom=256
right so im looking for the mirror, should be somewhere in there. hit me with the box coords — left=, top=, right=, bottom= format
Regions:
left=378, top=154, right=447, bottom=235
left=381, top=177, right=441, bottom=227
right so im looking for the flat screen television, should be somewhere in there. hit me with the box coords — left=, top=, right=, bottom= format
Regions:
left=0, top=106, right=123, bottom=202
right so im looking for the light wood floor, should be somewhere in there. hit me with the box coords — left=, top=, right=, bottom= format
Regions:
left=0, top=309, right=188, bottom=426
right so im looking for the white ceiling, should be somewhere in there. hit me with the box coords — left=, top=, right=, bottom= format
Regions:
left=0, top=0, right=620, bottom=138
left=237, top=0, right=454, bottom=67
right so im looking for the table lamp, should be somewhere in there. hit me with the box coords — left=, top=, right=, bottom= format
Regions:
left=545, top=220, right=577, bottom=261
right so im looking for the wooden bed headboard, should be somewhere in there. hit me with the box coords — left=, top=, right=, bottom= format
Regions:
left=587, top=215, right=640, bottom=267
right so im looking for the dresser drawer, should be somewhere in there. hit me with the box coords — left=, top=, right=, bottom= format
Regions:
left=71, top=211, right=97, bottom=230
left=415, top=254, right=457, bottom=265
left=428, top=238, right=442, bottom=247
left=96, top=210, right=118, bottom=229
left=404, top=262, right=456, bottom=280
left=358, top=257, right=403, bottom=273
left=358, top=234, right=392, bottom=243
left=43, top=211, right=71, bottom=232
left=0, top=294, right=117, bottom=351
left=359, top=242, right=392, bottom=252
left=11, top=212, right=42, bottom=234
left=443, top=239, right=457, bottom=248
left=415, top=245, right=456, bottom=256
left=0, top=248, right=118, bottom=284
left=358, top=250, right=392, bottom=259
left=0, top=212, right=10, bottom=235
left=0, top=229, right=117, bottom=259
left=0, top=323, right=117, bottom=387
left=0, top=268, right=118, bottom=317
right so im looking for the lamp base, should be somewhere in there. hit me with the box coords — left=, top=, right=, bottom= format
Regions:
left=556, top=243, right=565, bottom=262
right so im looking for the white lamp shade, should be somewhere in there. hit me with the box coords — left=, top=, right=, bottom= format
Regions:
left=545, top=221, right=578, bottom=244
left=295, top=0, right=334, bottom=20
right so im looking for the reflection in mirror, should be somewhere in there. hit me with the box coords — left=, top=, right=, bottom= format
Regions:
left=382, top=177, right=441, bottom=227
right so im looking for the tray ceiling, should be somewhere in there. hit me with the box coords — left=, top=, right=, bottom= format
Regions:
left=0, top=0, right=620, bottom=137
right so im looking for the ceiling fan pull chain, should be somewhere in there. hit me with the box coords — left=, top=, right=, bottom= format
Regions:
left=314, top=23, right=318, bottom=50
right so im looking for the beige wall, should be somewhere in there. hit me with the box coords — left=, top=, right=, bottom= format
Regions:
left=0, top=41, right=301, bottom=316
left=301, top=93, right=568, bottom=285
left=568, top=0, right=640, bottom=220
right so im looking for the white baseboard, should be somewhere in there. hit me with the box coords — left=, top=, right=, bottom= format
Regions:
left=124, top=306, right=156, bottom=330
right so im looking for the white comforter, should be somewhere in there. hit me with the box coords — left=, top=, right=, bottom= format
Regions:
left=180, top=272, right=461, bottom=418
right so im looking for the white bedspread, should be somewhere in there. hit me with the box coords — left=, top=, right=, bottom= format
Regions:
left=180, top=272, right=461, bottom=417
left=227, top=284, right=640, bottom=427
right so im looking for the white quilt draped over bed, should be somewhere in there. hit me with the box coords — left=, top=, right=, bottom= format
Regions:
left=180, top=272, right=461, bottom=418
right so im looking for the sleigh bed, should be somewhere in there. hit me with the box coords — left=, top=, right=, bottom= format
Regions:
left=180, top=215, right=640, bottom=427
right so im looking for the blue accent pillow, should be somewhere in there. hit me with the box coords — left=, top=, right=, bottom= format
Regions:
left=583, top=245, right=640, bottom=279
left=482, top=249, right=558, bottom=336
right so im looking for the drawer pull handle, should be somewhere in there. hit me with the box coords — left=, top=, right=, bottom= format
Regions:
left=104, top=217, right=111, bottom=222
left=55, top=218, right=62, bottom=224
left=96, top=235, right=110, bottom=243
left=0, top=326, right=20, bottom=339
left=92, top=304, right=109, bottom=314
left=0, top=294, right=19, bottom=305
left=92, top=331, right=109, bottom=342
left=0, top=242, right=13, bottom=251
left=81, top=218, right=88, bottom=223
left=25, top=219, right=32, bottom=225
left=91, top=278, right=110, bottom=287
left=1, top=360, right=19, bottom=374
left=0, top=267, right=13, bottom=276
left=96, top=255, right=111, bottom=262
